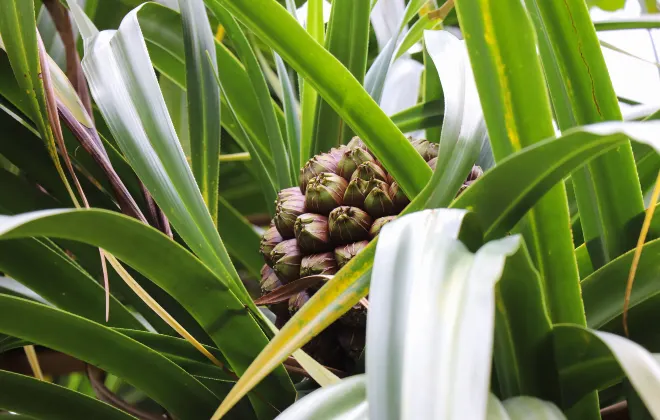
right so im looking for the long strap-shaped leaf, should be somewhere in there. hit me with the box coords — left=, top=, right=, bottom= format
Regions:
left=0, top=208, right=295, bottom=415
left=454, top=0, right=585, bottom=322
left=311, top=0, right=370, bottom=154
left=525, top=0, right=645, bottom=268
left=594, top=16, right=660, bottom=31
left=555, top=325, right=660, bottom=417
left=0, top=295, right=218, bottom=419
left=137, top=3, right=275, bottom=165
left=274, top=53, right=301, bottom=174
left=68, top=2, right=253, bottom=308
left=582, top=236, right=660, bottom=332
left=452, top=3, right=594, bottom=414
left=207, top=0, right=432, bottom=199
left=177, top=0, right=222, bottom=225
left=390, top=100, right=444, bottom=133
left=422, top=40, right=442, bottom=144
left=300, top=0, right=324, bottom=163
left=366, top=210, right=519, bottom=420
left=135, top=3, right=279, bottom=210
left=0, top=0, right=78, bottom=205
left=211, top=121, right=660, bottom=413
left=0, top=370, right=135, bottom=420
left=492, top=241, right=559, bottom=402
left=422, top=30, right=486, bottom=208
left=206, top=3, right=293, bottom=189
left=0, top=237, right=141, bottom=329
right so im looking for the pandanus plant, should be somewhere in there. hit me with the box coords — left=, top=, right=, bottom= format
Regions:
left=2, top=0, right=660, bottom=419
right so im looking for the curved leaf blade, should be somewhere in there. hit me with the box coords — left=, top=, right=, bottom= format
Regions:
left=275, top=375, right=367, bottom=420
left=582, top=237, right=660, bottom=333
left=390, top=100, right=444, bottom=133
left=555, top=325, right=660, bottom=417
left=0, top=208, right=295, bottom=414
left=453, top=123, right=660, bottom=240
left=0, top=0, right=77, bottom=204
left=0, top=295, right=218, bottom=419
left=594, top=16, right=660, bottom=31
left=71, top=4, right=253, bottom=307
left=493, top=242, right=558, bottom=402
left=207, top=3, right=293, bottom=189
left=0, top=370, right=135, bottom=420
left=422, top=30, right=486, bottom=208
left=527, top=0, right=645, bottom=268
left=0, top=237, right=141, bottom=329
left=367, top=210, right=519, bottom=420
left=177, top=0, right=222, bottom=224
left=500, top=396, right=566, bottom=420
left=311, top=0, right=370, bottom=153
left=553, top=325, right=624, bottom=408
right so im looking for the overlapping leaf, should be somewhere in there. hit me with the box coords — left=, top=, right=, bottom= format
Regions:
left=69, top=2, right=252, bottom=307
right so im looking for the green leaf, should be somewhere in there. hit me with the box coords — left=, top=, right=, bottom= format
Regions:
left=274, top=53, right=301, bottom=173
left=0, top=237, right=141, bottom=329
left=161, top=74, right=191, bottom=158
left=493, top=242, right=559, bottom=402
left=421, top=30, right=486, bottom=208
left=635, top=146, right=660, bottom=198
left=114, top=328, right=257, bottom=417
left=593, top=16, right=660, bottom=31
left=116, top=328, right=230, bottom=377
left=300, top=0, right=324, bottom=163
left=454, top=5, right=587, bottom=381
left=586, top=0, right=626, bottom=11
left=396, top=12, right=442, bottom=60
left=553, top=325, right=623, bottom=409
left=0, top=370, right=135, bottom=420
left=527, top=0, right=645, bottom=268
left=555, top=325, right=660, bottom=417
left=390, top=100, right=444, bottom=133
left=71, top=3, right=253, bottom=306
left=0, top=208, right=295, bottom=415
left=208, top=0, right=432, bottom=199
left=582, top=237, right=660, bottom=338
left=206, top=54, right=280, bottom=214
left=0, top=295, right=219, bottom=419
left=134, top=3, right=278, bottom=209
left=0, top=0, right=77, bottom=204
left=217, top=196, right=263, bottom=278
left=206, top=3, right=293, bottom=189
left=177, top=0, right=222, bottom=225
left=452, top=123, right=660, bottom=240
left=422, top=43, right=442, bottom=143
left=311, top=0, right=370, bottom=154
